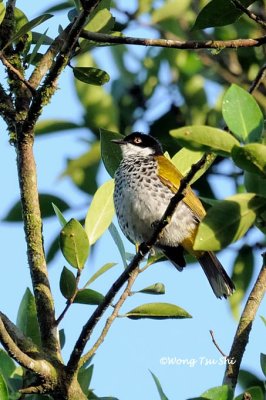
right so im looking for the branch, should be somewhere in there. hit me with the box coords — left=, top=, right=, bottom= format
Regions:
left=248, top=63, right=266, bottom=95
left=223, top=252, right=266, bottom=389
left=80, top=268, right=140, bottom=367
left=67, top=153, right=208, bottom=375
left=0, top=315, right=55, bottom=378
left=80, top=30, right=266, bottom=50
left=230, top=0, right=266, bottom=28
left=0, top=52, right=36, bottom=94
left=16, top=138, right=61, bottom=359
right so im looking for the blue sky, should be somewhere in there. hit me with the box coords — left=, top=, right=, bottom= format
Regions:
left=0, top=1, right=265, bottom=399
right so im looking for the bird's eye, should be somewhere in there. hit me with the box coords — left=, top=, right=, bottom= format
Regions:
left=134, top=137, right=142, bottom=144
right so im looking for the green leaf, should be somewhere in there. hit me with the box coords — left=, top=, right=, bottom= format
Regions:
left=61, top=141, right=100, bottom=195
left=261, top=316, right=266, bottom=326
left=75, top=54, right=118, bottom=132
left=60, top=266, right=77, bottom=299
left=222, top=84, right=264, bottom=143
left=0, top=375, right=8, bottom=400
left=170, top=126, right=240, bottom=157
left=100, top=129, right=123, bottom=177
left=52, top=203, right=67, bottom=227
left=73, top=67, right=110, bottom=86
left=232, top=143, right=266, bottom=176
left=109, top=223, right=127, bottom=268
left=171, top=148, right=215, bottom=184
left=59, top=329, right=66, bottom=350
left=28, top=28, right=49, bottom=65
left=32, top=31, right=53, bottom=45
left=150, top=370, right=169, bottom=400
left=78, top=365, right=94, bottom=396
left=137, top=283, right=165, bottom=295
left=84, top=0, right=114, bottom=33
left=85, top=180, right=115, bottom=245
left=3, top=194, right=69, bottom=222
left=35, top=119, right=80, bottom=135
left=73, top=289, right=104, bottom=305
left=245, top=172, right=266, bottom=198
left=5, top=13, right=53, bottom=49
left=83, top=262, right=117, bottom=287
left=152, top=0, right=189, bottom=23
left=0, top=350, right=16, bottom=383
left=46, top=232, right=60, bottom=264
left=238, top=369, right=265, bottom=393
left=234, top=386, right=265, bottom=400
left=16, top=288, right=41, bottom=347
left=125, top=302, right=192, bottom=320
left=200, top=385, right=234, bottom=400
left=0, top=2, right=5, bottom=26
left=192, top=0, right=255, bottom=30
left=229, top=245, right=254, bottom=320
left=194, top=193, right=266, bottom=251
left=261, top=353, right=266, bottom=378
left=60, top=219, right=90, bottom=269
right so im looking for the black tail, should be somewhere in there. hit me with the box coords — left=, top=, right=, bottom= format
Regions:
left=198, top=251, right=235, bottom=299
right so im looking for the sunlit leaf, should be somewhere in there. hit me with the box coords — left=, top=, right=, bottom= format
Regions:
left=170, top=126, right=240, bottom=157
left=261, top=316, right=266, bottom=326
left=85, top=180, right=115, bottom=245
left=84, top=262, right=117, bottom=287
left=0, top=375, right=8, bottom=400
left=222, top=84, right=264, bottom=143
left=74, top=289, right=104, bottom=305
left=137, top=283, right=165, bottom=295
left=35, top=120, right=81, bottom=135
left=60, top=266, right=76, bottom=299
left=52, top=203, right=67, bottom=227
left=150, top=370, right=169, bottom=400
left=194, top=194, right=266, bottom=251
left=60, top=219, right=90, bottom=269
left=84, top=0, right=114, bottom=33
left=125, top=302, right=192, bottom=319
left=0, top=2, right=5, bottom=26
left=171, top=148, right=215, bottom=184
left=200, top=385, right=234, bottom=400
left=232, top=143, right=266, bottom=177
left=16, top=288, right=41, bottom=347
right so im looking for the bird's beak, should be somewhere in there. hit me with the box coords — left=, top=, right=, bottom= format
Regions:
left=111, top=138, right=127, bottom=145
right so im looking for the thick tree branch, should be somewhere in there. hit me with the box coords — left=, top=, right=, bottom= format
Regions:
left=80, top=30, right=266, bottom=50
left=67, top=153, right=208, bottom=375
left=80, top=268, right=140, bottom=367
left=230, top=0, right=266, bottom=28
left=223, top=253, right=266, bottom=389
left=16, top=138, right=61, bottom=359
left=0, top=316, right=56, bottom=379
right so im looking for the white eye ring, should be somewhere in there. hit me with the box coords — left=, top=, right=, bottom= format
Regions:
left=134, top=137, right=142, bottom=144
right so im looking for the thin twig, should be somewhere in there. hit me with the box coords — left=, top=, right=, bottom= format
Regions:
left=80, top=30, right=266, bottom=49
left=80, top=268, right=140, bottom=366
left=223, top=252, right=266, bottom=389
left=209, top=330, right=227, bottom=358
left=248, top=63, right=266, bottom=95
left=67, top=153, right=208, bottom=375
left=56, top=269, right=81, bottom=326
left=230, top=0, right=266, bottom=28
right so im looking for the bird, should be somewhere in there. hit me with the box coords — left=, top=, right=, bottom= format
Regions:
left=112, top=132, right=235, bottom=299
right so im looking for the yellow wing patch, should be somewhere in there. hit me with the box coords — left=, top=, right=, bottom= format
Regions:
left=157, top=155, right=206, bottom=221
